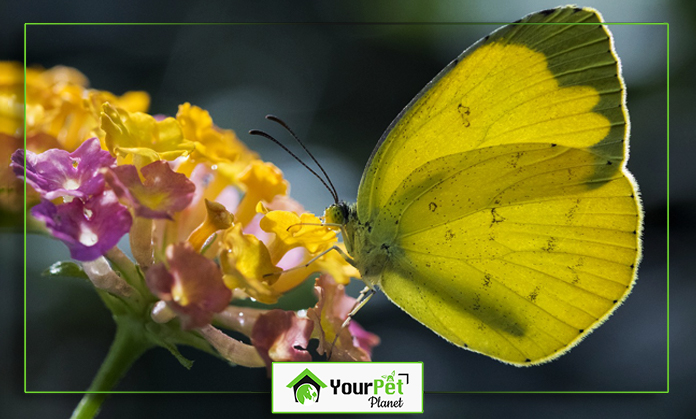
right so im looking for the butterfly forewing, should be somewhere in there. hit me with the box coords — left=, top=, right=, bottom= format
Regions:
left=357, top=7, right=628, bottom=224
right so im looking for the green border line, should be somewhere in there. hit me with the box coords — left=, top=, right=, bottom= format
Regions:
left=22, top=20, right=669, bottom=395
left=23, top=21, right=28, bottom=395
left=666, top=22, right=670, bottom=395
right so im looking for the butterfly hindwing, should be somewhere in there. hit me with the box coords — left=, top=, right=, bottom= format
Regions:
left=378, top=144, right=639, bottom=364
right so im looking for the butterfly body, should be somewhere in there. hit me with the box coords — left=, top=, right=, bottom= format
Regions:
left=324, top=6, right=642, bottom=366
left=326, top=201, right=391, bottom=286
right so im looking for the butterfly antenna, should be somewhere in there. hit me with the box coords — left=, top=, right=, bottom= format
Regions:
left=265, top=115, right=340, bottom=204
left=248, top=129, right=338, bottom=203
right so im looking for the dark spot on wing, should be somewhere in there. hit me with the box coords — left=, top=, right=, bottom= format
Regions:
left=507, top=152, right=523, bottom=169
left=528, top=286, right=540, bottom=303
left=472, top=294, right=481, bottom=311
left=490, top=208, right=506, bottom=226
left=542, top=237, right=557, bottom=252
left=457, top=103, right=471, bottom=127
left=566, top=199, right=580, bottom=222
left=483, top=274, right=491, bottom=288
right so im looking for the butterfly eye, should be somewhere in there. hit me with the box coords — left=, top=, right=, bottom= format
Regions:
left=339, top=202, right=350, bottom=222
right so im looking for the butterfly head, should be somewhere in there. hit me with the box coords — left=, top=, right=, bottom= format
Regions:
left=323, top=201, right=351, bottom=226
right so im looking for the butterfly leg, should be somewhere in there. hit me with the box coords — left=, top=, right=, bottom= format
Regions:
left=328, top=286, right=376, bottom=360
left=342, top=286, right=376, bottom=329
left=262, top=244, right=356, bottom=278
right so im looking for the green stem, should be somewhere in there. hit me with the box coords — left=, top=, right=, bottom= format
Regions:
left=106, top=247, right=150, bottom=299
left=70, top=321, right=152, bottom=419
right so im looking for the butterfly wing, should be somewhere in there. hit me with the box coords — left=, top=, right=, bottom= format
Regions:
left=378, top=142, right=640, bottom=364
left=356, top=7, right=642, bottom=365
left=358, top=7, right=629, bottom=225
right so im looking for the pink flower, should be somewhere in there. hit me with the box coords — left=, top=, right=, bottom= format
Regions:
left=30, top=191, right=132, bottom=261
left=104, top=160, right=195, bottom=219
left=308, top=275, right=380, bottom=361
left=251, top=309, right=314, bottom=372
left=12, top=137, right=115, bottom=200
left=146, top=242, right=231, bottom=329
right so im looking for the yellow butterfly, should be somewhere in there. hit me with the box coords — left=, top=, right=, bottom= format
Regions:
left=323, top=6, right=642, bottom=365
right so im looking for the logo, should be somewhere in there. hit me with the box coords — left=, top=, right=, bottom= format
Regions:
left=272, top=363, right=423, bottom=413
left=286, top=368, right=327, bottom=404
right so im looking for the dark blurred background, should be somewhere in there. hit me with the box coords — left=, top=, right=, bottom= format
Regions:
left=1, top=0, right=684, bottom=417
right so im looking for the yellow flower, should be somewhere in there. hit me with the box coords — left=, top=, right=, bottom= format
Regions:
left=84, top=89, right=149, bottom=136
left=177, top=103, right=256, bottom=163
left=0, top=62, right=149, bottom=151
left=175, top=103, right=257, bottom=183
left=0, top=62, right=32, bottom=137
left=271, top=242, right=359, bottom=294
left=235, top=161, right=288, bottom=227
left=220, top=224, right=282, bottom=304
left=0, top=92, right=22, bottom=137
left=36, top=83, right=95, bottom=151
left=258, top=210, right=358, bottom=293
left=28, top=65, right=89, bottom=92
left=259, top=211, right=335, bottom=263
left=187, top=199, right=234, bottom=252
left=100, top=103, right=194, bottom=167
left=0, top=61, right=26, bottom=87
left=37, top=84, right=149, bottom=151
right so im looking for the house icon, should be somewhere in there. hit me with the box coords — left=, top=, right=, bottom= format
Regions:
left=286, top=368, right=327, bottom=404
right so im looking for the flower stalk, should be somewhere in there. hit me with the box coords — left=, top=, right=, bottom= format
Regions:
left=129, top=217, right=154, bottom=268
left=70, top=316, right=154, bottom=419
left=198, top=324, right=265, bottom=368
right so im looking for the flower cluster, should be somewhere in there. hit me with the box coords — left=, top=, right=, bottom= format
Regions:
left=6, top=62, right=378, bottom=375
left=0, top=62, right=149, bottom=212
